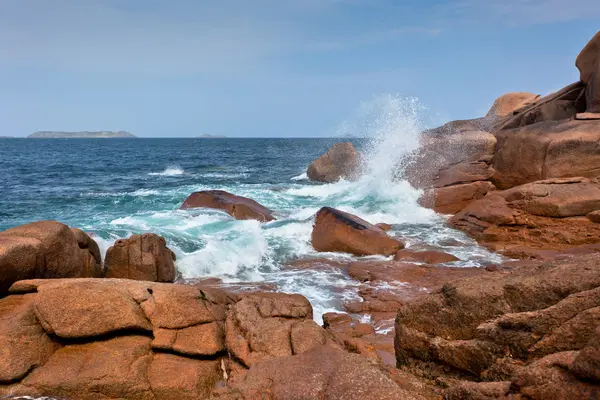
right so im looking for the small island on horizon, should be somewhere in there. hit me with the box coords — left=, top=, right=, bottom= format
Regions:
left=198, top=134, right=227, bottom=138
left=28, top=130, right=137, bottom=139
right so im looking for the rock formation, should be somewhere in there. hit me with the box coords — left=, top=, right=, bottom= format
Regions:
left=395, top=253, right=600, bottom=399
left=0, top=221, right=102, bottom=295
left=180, top=190, right=275, bottom=222
left=0, top=278, right=414, bottom=400
left=311, top=207, right=404, bottom=256
left=105, top=233, right=177, bottom=282
left=307, top=142, right=360, bottom=183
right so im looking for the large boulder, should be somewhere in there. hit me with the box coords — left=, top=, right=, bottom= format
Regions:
left=449, top=178, right=600, bottom=254
left=494, top=82, right=587, bottom=131
left=104, top=233, right=176, bottom=282
left=0, top=221, right=102, bottom=295
left=492, top=119, right=600, bottom=189
left=311, top=207, right=404, bottom=256
left=307, top=142, right=360, bottom=183
left=179, top=190, right=275, bottom=222
left=485, top=92, right=541, bottom=118
left=576, top=31, right=600, bottom=115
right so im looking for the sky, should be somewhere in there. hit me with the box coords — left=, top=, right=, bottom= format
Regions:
left=0, top=0, right=598, bottom=138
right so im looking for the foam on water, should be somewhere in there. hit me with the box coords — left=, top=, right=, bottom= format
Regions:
left=48, top=95, right=504, bottom=322
left=149, top=166, right=185, bottom=176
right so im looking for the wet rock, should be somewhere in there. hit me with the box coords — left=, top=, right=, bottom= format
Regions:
left=449, top=178, right=600, bottom=254
left=105, top=233, right=176, bottom=282
left=576, top=31, right=600, bottom=114
left=394, top=249, right=460, bottom=264
left=179, top=190, right=275, bottom=222
left=217, top=345, right=424, bottom=400
left=445, top=381, right=511, bottom=400
left=492, top=119, right=600, bottom=189
left=375, top=223, right=393, bottom=231
left=0, top=221, right=103, bottom=295
left=311, top=207, right=404, bottom=256
left=307, top=142, right=360, bottom=183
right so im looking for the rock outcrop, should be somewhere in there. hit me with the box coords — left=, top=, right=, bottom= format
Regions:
left=485, top=92, right=541, bottom=119
left=393, top=249, right=459, bottom=264
left=311, top=207, right=404, bottom=256
left=449, top=178, right=600, bottom=255
left=394, top=253, right=600, bottom=399
left=492, top=119, right=600, bottom=189
left=307, top=142, right=360, bottom=183
left=104, top=233, right=177, bottom=282
left=0, top=221, right=102, bottom=295
left=180, top=190, right=275, bottom=222
left=0, top=278, right=414, bottom=400
left=404, top=129, right=497, bottom=214
left=576, top=31, right=600, bottom=115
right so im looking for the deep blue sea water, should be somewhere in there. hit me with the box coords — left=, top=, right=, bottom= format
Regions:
left=0, top=136, right=502, bottom=321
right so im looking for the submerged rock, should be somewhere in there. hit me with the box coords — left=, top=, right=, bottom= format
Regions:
left=104, top=233, right=176, bottom=282
left=311, top=207, right=404, bottom=256
left=307, top=142, right=360, bottom=183
left=0, top=221, right=102, bottom=295
left=180, top=190, right=275, bottom=222
left=393, top=249, right=460, bottom=264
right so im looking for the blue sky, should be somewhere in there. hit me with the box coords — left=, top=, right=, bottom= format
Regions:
left=0, top=0, right=598, bottom=137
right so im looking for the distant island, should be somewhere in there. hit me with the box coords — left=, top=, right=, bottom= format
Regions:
left=0, top=136, right=14, bottom=138
left=28, top=131, right=137, bottom=139
left=198, top=134, right=227, bottom=138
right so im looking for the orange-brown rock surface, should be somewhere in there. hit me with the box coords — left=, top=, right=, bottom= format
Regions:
left=0, top=278, right=418, bottom=400
left=307, top=142, right=360, bottom=183
left=0, top=221, right=102, bottom=295
left=394, top=253, right=600, bottom=399
left=104, top=233, right=177, bottom=282
left=449, top=178, right=600, bottom=255
left=180, top=190, right=275, bottom=222
left=311, top=207, right=404, bottom=256
left=576, top=31, right=600, bottom=114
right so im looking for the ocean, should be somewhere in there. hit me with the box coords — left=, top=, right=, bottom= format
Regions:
left=0, top=101, right=503, bottom=323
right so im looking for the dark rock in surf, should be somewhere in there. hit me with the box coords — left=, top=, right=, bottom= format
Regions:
left=104, top=233, right=176, bottom=282
left=307, top=142, right=360, bottom=183
left=180, top=190, right=275, bottom=222
left=311, top=207, right=404, bottom=256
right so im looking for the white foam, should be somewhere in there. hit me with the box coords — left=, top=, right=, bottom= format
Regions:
left=149, top=166, right=185, bottom=176
left=291, top=172, right=308, bottom=181
left=132, top=189, right=159, bottom=196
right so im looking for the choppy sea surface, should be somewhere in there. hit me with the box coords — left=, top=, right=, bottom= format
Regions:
left=0, top=97, right=503, bottom=321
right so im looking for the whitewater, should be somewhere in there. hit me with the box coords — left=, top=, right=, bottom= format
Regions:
left=0, top=95, right=503, bottom=322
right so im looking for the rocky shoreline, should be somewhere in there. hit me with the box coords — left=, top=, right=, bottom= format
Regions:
left=1, top=31, right=600, bottom=399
